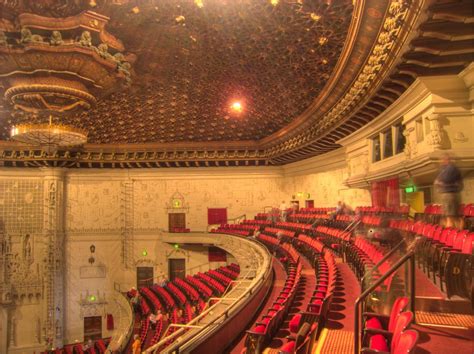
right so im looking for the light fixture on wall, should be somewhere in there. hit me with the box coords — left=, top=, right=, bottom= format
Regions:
left=88, top=244, right=95, bottom=265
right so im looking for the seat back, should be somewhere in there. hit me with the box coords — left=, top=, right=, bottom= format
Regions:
left=388, top=297, right=409, bottom=332
left=391, top=312, right=414, bottom=352
left=393, top=329, right=419, bottom=354
left=461, top=233, right=473, bottom=254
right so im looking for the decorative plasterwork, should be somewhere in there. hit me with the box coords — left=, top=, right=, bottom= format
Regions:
left=0, top=1, right=471, bottom=167
left=0, top=12, right=132, bottom=115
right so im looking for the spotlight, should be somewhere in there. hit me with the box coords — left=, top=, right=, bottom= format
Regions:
left=230, top=101, right=243, bottom=113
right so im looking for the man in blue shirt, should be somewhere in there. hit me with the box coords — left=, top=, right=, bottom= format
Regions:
left=434, top=154, right=463, bottom=228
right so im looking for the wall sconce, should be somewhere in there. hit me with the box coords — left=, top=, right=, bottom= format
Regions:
left=88, top=244, right=95, bottom=265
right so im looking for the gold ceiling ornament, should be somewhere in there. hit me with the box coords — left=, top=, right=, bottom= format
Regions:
left=10, top=115, right=88, bottom=150
left=0, top=11, right=132, bottom=115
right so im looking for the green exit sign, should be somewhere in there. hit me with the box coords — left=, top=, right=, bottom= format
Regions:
left=405, top=186, right=416, bottom=193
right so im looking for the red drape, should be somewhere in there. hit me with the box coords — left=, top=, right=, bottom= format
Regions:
left=207, top=208, right=227, bottom=225
left=106, top=314, right=114, bottom=330
left=208, top=246, right=227, bottom=262
left=371, top=178, right=400, bottom=208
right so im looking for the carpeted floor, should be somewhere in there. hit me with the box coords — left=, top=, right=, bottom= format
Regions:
left=325, top=261, right=360, bottom=332
left=228, top=257, right=287, bottom=354
left=413, top=323, right=474, bottom=354
left=415, top=267, right=446, bottom=299
left=266, top=256, right=317, bottom=349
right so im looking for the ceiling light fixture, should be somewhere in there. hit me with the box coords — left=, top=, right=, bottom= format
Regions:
left=10, top=115, right=88, bottom=151
left=230, top=101, right=243, bottom=114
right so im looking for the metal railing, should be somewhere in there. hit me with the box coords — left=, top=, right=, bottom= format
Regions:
left=144, top=236, right=272, bottom=353
left=353, top=250, right=416, bottom=354
left=360, top=240, right=405, bottom=291
left=107, top=283, right=134, bottom=353
left=206, top=214, right=247, bottom=232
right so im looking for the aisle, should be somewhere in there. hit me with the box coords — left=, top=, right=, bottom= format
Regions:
left=267, top=255, right=317, bottom=349
left=229, top=257, right=287, bottom=354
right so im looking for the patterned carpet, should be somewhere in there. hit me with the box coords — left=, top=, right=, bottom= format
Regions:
left=416, top=311, right=474, bottom=329
left=315, top=329, right=354, bottom=354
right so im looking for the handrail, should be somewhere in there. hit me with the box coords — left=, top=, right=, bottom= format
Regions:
left=144, top=234, right=272, bottom=353
left=107, top=284, right=134, bottom=353
left=146, top=266, right=270, bottom=353
left=360, top=240, right=405, bottom=290
left=206, top=214, right=247, bottom=231
left=353, top=250, right=416, bottom=354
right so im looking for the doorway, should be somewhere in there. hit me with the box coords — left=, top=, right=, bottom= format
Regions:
left=84, top=316, right=102, bottom=342
left=137, top=266, right=154, bottom=288
left=169, top=258, right=186, bottom=281
left=169, top=213, right=186, bottom=232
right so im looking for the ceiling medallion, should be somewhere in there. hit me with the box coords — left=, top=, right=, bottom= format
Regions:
left=0, top=11, right=132, bottom=115
left=10, top=116, right=88, bottom=150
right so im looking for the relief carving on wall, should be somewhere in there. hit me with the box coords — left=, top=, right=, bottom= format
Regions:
left=426, top=114, right=447, bottom=149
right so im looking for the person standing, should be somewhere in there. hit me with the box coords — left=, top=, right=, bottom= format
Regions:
left=434, top=154, right=463, bottom=228
left=279, top=201, right=288, bottom=222
left=132, top=334, right=141, bottom=354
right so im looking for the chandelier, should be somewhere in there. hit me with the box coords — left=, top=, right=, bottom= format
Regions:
left=10, top=116, right=88, bottom=149
left=0, top=11, right=131, bottom=151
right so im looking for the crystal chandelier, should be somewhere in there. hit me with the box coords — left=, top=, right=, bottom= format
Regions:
left=10, top=115, right=88, bottom=149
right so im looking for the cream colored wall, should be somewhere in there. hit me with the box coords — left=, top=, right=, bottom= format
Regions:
left=283, top=167, right=371, bottom=209
left=66, top=169, right=285, bottom=232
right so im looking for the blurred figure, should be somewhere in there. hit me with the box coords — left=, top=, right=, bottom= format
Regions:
left=132, top=334, right=141, bottom=354
left=279, top=200, right=288, bottom=221
left=434, top=154, right=463, bottom=228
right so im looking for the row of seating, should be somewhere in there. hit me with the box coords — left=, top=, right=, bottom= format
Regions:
left=244, top=236, right=302, bottom=353
left=242, top=219, right=272, bottom=226
left=355, top=205, right=410, bottom=215
left=276, top=221, right=313, bottom=231
left=264, top=227, right=296, bottom=238
left=131, top=264, right=240, bottom=351
left=346, top=236, right=393, bottom=290
left=298, top=207, right=336, bottom=214
left=362, top=297, right=418, bottom=353
left=361, top=215, right=385, bottom=227
left=423, top=203, right=473, bottom=217
left=289, top=237, right=337, bottom=344
left=288, top=213, right=331, bottom=222
left=414, top=224, right=473, bottom=299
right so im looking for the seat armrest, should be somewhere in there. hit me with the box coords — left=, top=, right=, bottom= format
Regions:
left=363, top=328, right=392, bottom=339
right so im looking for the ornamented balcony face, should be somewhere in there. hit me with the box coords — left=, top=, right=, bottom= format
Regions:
left=0, top=11, right=132, bottom=115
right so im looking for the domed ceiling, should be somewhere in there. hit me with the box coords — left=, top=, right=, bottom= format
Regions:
left=0, top=0, right=472, bottom=167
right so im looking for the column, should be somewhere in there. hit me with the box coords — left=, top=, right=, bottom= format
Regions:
left=41, top=168, right=66, bottom=349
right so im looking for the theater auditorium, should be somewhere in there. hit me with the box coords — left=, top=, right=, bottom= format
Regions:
left=0, top=0, right=472, bottom=353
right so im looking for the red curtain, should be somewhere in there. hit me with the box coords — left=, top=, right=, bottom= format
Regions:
left=208, top=246, right=227, bottom=262
left=208, top=208, right=227, bottom=225
left=371, top=178, right=400, bottom=208
left=106, top=314, right=114, bottom=330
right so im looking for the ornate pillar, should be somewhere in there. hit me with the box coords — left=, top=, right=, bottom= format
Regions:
left=41, top=168, right=66, bottom=349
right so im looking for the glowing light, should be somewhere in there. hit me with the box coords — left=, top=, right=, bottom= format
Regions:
left=270, top=0, right=279, bottom=6
left=194, top=0, right=204, bottom=8
left=174, top=243, right=180, bottom=250
left=318, top=37, right=328, bottom=45
left=89, top=295, right=96, bottom=302
left=230, top=101, right=243, bottom=113
left=142, top=250, right=148, bottom=256
left=310, top=13, right=321, bottom=21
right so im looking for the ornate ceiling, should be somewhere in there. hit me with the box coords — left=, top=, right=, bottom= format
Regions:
left=0, top=0, right=472, bottom=168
